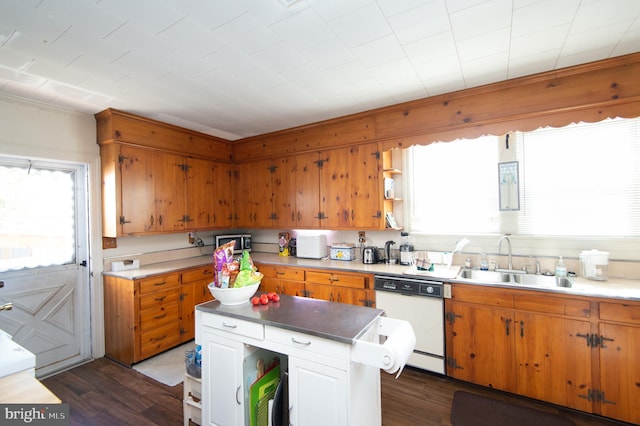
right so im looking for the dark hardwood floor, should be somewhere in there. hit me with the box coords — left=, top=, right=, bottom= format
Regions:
left=42, top=358, right=628, bottom=426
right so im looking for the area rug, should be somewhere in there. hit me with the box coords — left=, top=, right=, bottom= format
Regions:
left=450, top=391, right=576, bottom=426
left=133, top=341, right=195, bottom=386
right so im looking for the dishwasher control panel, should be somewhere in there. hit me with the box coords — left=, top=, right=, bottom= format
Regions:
left=374, top=275, right=443, bottom=298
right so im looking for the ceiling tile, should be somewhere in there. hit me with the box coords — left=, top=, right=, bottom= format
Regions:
left=449, top=0, right=512, bottom=40
left=387, top=1, right=450, bottom=45
left=0, top=0, right=639, bottom=139
left=327, top=3, right=392, bottom=48
left=268, top=7, right=334, bottom=50
left=511, top=0, right=580, bottom=37
left=350, top=34, right=406, bottom=67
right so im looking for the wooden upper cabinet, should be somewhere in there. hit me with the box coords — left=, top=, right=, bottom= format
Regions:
left=295, top=152, right=321, bottom=228
left=320, top=143, right=381, bottom=229
left=236, top=159, right=273, bottom=228
left=119, top=145, right=187, bottom=234
left=186, top=158, right=235, bottom=229
left=272, top=156, right=297, bottom=228
left=347, top=143, right=381, bottom=228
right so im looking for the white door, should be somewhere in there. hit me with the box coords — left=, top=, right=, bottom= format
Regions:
left=0, top=157, right=91, bottom=378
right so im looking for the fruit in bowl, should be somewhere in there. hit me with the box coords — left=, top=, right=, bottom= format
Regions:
left=208, top=282, right=260, bottom=306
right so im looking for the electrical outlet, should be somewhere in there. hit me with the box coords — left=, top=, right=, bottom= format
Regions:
left=358, top=231, right=366, bottom=243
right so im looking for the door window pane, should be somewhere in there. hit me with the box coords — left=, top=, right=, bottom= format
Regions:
left=0, top=161, right=76, bottom=271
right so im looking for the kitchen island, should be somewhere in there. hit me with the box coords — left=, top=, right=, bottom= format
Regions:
left=196, top=294, right=414, bottom=426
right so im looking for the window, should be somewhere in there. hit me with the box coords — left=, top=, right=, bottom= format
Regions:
left=407, top=135, right=500, bottom=234
left=514, top=117, right=640, bottom=237
left=0, top=158, right=80, bottom=272
left=406, top=117, right=640, bottom=238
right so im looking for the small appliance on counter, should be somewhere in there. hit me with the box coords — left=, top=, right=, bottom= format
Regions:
left=296, top=235, right=327, bottom=259
left=215, top=233, right=252, bottom=252
left=399, top=232, right=414, bottom=265
left=363, top=246, right=381, bottom=264
left=330, top=243, right=356, bottom=261
left=580, top=249, right=609, bottom=281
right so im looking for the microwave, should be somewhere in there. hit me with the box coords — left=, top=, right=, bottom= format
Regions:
left=215, top=234, right=252, bottom=253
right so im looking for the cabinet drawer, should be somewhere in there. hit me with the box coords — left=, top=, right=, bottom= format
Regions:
left=258, top=264, right=305, bottom=281
left=306, top=271, right=366, bottom=289
left=200, top=314, right=264, bottom=340
left=265, top=326, right=348, bottom=359
left=451, top=284, right=514, bottom=307
left=182, top=266, right=214, bottom=284
left=600, top=301, right=640, bottom=324
left=514, top=294, right=590, bottom=317
left=138, top=273, right=181, bottom=294
left=139, top=302, right=180, bottom=331
left=139, top=288, right=180, bottom=311
left=140, top=321, right=182, bottom=358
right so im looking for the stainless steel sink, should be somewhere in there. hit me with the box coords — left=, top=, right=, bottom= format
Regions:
left=511, top=273, right=573, bottom=288
left=457, top=269, right=574, bottom=288
left=458, top=269, right=511, bottom=282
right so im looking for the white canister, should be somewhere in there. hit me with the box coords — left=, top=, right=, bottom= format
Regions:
left=579, top=249, right=609, bottom=281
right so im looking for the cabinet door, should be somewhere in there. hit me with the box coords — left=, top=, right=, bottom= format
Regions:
left=154, top=151, right=188, bottom=232
left=598, top=322, right=640, bottom=424
left=186, top=158, right=235, bottom=229
left=288, top=357, right=347, bottom=426
left=202, top=331, right=244, bottom=426
left=120, top=145, right=156, bottom=234
left=295, top=152, right=321, bottom=228
left=515, top=312, right=592, bottom=411
left=237, top=159, right=272, bottom=227
left=445, top=300, right=516, bottom=392
left=180, top=282, right=195, bottom=342
left=320, top=148, right=349, bottom=228
left=348, top=143, right=381, bottom=228
left=272, top=156, right=297, bottom=228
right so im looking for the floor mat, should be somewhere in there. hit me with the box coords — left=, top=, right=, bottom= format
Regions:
left=132, top=342, right=195, bottom=387
left=450, top=391, right=576, bottom=426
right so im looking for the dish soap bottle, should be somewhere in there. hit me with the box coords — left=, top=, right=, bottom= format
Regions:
left=555, top=256, right=567, bottom=277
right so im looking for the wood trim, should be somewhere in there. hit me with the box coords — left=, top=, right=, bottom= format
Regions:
left=95, top=108, right=233, bottom=162
left=232, top=52, right=640, bottom=161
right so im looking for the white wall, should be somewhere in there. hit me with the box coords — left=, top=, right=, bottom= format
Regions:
left=0, top=95, right=105, bottom=357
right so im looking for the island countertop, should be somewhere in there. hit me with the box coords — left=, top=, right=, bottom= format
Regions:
left=196, top=293, right=384, bottom=344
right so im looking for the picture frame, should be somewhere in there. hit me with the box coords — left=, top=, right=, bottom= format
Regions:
left=498, top=161, right=520, bottom=211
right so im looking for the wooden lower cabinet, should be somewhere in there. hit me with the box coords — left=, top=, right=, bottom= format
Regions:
left=445, top=283, right=640, bottom=424
left=597, top=302, right=640, bottom=424
left=104, top=265, right=214, bottom=366
left=258, top=264, right=306, bottom=297
left=256, top=264, right=375, bottom=307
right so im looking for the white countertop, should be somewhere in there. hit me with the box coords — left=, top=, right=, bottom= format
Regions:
left=103, top=251, right=640, bottom=301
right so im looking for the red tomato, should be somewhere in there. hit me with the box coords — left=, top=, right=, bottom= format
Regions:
left=267, top=292, right=277, bottom=300
left=251, top=296, right=260, bottom=306
left=271, top=294, right=280, bottom=302
left=260, top=294, right=270, bottom=305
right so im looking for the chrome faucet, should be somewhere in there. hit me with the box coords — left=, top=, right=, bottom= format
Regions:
left=498, top=235, right=513, bottom=271
left=0, top=302, right=12, bottom=311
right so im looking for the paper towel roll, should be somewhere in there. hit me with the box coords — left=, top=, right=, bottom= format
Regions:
left=381, top=319, right=416, bottom=378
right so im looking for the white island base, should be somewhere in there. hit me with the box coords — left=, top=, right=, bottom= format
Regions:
left=196, top=294, right=415, bottom=426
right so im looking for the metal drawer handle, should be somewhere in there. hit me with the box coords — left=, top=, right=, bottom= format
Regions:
left=291, top=337, right=311, bottom=346
left=154, top=313, right=167, bottom=319
left=154, top=296, right=166, bottom=302
left=153, top=280, right=167, bottom=286
left=222, top=322, right=237, bottom=329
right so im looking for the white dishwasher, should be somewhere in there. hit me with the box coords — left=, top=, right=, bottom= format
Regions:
left=374, top=275, right=445, bottom=374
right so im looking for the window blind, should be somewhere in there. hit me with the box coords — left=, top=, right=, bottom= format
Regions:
left=513, top=117, right=640, bottom=237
